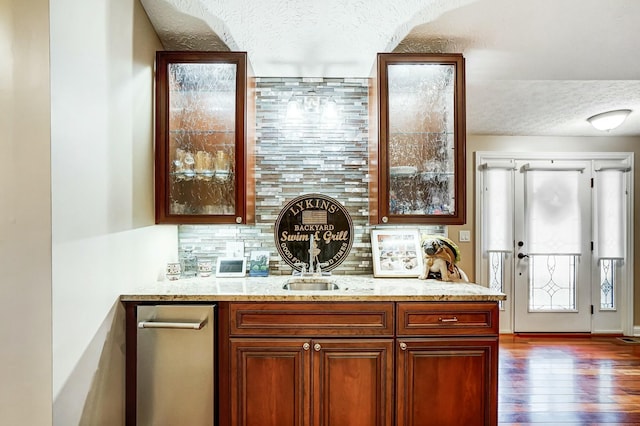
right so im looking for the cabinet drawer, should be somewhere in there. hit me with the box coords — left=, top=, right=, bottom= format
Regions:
left=229, top=302, right=394, bottom=336
left=397, top=302, right=498, bottom=336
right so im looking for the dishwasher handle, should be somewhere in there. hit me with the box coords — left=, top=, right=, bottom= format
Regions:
left=138, top=319, right=206, bottom=330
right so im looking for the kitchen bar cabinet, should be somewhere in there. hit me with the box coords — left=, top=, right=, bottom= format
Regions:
left=229, top=338, right=393, bottom=426
left=155, top=51, right=254, bottom=224
left=222, top=302, right=394, bottom=426
left=396, top=302, right=499, bottom=426
left=371, top=53, right=466, bottom=225
left=124, top=297, right=501, bottom=426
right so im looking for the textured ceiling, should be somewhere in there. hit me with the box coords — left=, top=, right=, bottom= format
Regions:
left=140, top=0, right=640, bottom=136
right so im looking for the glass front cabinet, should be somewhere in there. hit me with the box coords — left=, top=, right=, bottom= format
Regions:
left=371, top=53, right=466, bottom=225
left=155, top=51, right=254, bottom=224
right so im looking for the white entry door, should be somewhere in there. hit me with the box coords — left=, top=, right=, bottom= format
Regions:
left=512, top=160, right=592, bottom=332
left=478, top=152, right=633, bottom=335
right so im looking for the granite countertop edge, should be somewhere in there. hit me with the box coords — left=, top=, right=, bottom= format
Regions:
left=121, top=275, right=507, bottom=302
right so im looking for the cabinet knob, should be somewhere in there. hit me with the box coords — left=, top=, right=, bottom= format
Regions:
left=313, top=343, right=322, bottom=352
left=399, top=342, right=407, bottom=351
left=382, top=216, right=389, bottom=223
left=235, top=217, right=242, bottom=224
left=302, top=342, right=310, bottom=351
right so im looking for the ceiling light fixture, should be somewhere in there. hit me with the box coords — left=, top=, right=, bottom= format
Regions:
left=285, top=91, right=340, bottom=122
left=286, top=95, right=302, bottom=120
left=587, top=109, right=632, bottom=131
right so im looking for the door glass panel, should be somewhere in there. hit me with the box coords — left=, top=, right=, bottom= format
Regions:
left=529, top=255, right=577, bottom=311
left=525, top=170, right=581, bottom=255
left=386, top=63, right=455, bottom=216
left=168, top=63, right=237, bottom=215
left=488, top=251, right=505, bottom=310
left=599, top=259, right=616, bottom=310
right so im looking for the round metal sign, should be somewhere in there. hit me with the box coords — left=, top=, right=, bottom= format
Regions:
left=275, top=194, right=354, bottom=272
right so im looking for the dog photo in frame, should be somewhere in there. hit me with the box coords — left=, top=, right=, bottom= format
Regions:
left=371, top=229, right=424, bottom=278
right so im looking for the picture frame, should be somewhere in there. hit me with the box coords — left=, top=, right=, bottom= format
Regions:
left=248, top=250, right=270, bottom=277
left=371, top=229, right=424, bottom=278
left=215, top=257, right=247, bottom=278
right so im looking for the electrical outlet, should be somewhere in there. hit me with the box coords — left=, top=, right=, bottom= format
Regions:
left=459, top=230, right=471, bottom=242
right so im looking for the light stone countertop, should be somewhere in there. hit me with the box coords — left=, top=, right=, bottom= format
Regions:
left=120, top=275, right=506, bottom=302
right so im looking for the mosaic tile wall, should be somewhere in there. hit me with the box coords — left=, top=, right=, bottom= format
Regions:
left=179, top=77, right=442, bottom=275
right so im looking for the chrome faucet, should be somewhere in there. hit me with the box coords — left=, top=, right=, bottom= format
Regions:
left=308, top=233, right=316, bottom=275
left=293, top=262, right=307, bottom=275
left=292, top=234, right=331, bottom=277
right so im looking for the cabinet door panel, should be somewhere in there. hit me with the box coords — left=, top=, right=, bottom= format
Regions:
left=313, top=339, right=393, bottom=426
left=155, top=51, right=251, bottom=224
left=396, top=338, right=498, bottom=426
left=230, top=339, right=310, bottom=426
left=373, top=53, right=466, bottom=225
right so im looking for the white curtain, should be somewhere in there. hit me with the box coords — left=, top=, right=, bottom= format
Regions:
left=525, top=169, right=581, bottom=255
left=482, top=165, right=514, bottom=252
left=595, top=168, right=626, bottom=259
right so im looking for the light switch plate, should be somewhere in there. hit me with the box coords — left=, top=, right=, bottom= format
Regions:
left=226, top=241, right=245, bottom=257
left=459, top=230, right=471, bottom=242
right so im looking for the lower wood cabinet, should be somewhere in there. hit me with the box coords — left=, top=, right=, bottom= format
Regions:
left=223, top=302, right=395, bottom=426
left=395, top=302, right=499, bottom=426
left=395, top=338, right=498, bottom=426
left=124, top=300, right=499, bottom=426
left=229, top=338, right=394, bottom=426
left=229, top=339, right=308, bottom=426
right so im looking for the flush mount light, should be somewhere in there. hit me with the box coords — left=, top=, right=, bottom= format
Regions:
left=587, top=109, right=632, bottom=131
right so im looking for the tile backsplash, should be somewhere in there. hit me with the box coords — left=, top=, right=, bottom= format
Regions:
left=179, top=77, right=442, bottom=275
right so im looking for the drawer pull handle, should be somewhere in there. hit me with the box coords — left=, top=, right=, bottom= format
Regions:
left=138, top=320, right=205, bottom=330
left=303, top=342, right=310, bottom=351
left=438, top=316, right=458, bottom=323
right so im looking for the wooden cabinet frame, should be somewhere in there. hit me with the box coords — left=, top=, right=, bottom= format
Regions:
left=154, top=51, right=255, bottom=224
left=371, top=53, right=467, bottom=225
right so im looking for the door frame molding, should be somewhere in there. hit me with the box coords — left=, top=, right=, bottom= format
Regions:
left=475, top=151, right=634, bottom=336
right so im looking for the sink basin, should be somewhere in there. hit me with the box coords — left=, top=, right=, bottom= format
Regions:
left=282, top=278, right=339, bottom=291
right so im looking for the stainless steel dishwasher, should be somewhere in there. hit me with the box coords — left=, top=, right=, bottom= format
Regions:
left=137, top=305, right=215, bottom=426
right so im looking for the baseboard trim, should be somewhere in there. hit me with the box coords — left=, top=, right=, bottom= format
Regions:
left=503, top=332, right=624, bottom=339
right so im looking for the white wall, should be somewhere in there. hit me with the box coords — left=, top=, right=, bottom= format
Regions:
left=50, top=0, right=175, bottom=424
left=0, top=0, right=52, bottom=424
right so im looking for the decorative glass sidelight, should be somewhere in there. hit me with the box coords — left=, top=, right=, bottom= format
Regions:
left=600, top=259, right=616, bottom=310
left=594, top=166, right=628, bottom=312
left=488, top=251, right=505, bottom=310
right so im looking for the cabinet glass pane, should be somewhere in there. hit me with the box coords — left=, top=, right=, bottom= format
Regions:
left=168, top=63, right=237, bottom=215
left=387, top=63, right=455, bottom=216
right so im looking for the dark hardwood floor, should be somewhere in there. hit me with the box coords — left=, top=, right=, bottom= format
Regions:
left=499, top=335, right=640, bottom=425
